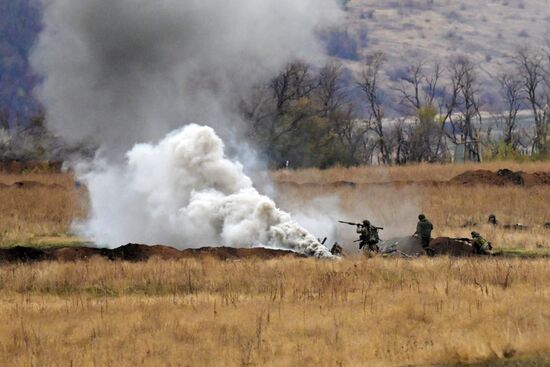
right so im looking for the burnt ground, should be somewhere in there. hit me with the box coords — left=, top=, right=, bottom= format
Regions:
left=0, top=244, right=306, bottom=264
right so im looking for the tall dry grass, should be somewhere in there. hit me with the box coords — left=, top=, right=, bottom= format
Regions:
left=0, top=173, right=86, bottom=246
left=273, top=164, right=550, bottom=252
left=1, top=162, right=549, bottom=250
left=271, top=161, right=550, bottom=184
left=0, top=257, right=548, bottom=366
left=0, top=164, right=549, bottom=365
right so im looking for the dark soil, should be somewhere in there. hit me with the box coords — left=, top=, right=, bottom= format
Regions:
left=449, top=169, right=550, bottom=187
left=381, top=237, right=476, bottom=257
left=276, top=169, right=550, bottom=189
left=0, top=244, right=306, bottom=264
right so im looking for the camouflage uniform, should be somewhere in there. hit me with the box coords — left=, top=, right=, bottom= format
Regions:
left=330, top=243, right=343, bottom=256
left=471, top=232, right=492, bottom=255
left=415, top=214, right=433, bottom=248
left=357, top=220, right=380, bottom=252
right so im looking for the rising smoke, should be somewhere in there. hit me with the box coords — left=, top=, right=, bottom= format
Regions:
left=78, top=124, right=332, bottom=257
left=31, top=0, right=341, bottom=152
left=31, top=0, right=342, bottom=257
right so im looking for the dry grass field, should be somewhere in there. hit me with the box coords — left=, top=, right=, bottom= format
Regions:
left=0, top=173, right=85, bottom=247
left=272, top=162, right=550, bottom=253
left=0, top=161, right=549, bottom=366
left=0, top=257, right=549, bottom=366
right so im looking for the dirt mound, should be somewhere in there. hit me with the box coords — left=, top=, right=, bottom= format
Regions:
left=0, top=246, right=53, bottom=263
left=10, top=181, right=65, bottom=189
left=429, top=237, right=474, bottom=256
left=0, top=160, right=63, bottom=174
left=381, top=236, right=475, bottom=257
left=449, top=169, right=550, bottom=187
left=0, top=244, right=305, bottom=264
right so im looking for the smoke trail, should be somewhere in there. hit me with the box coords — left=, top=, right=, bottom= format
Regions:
left=31, top=0, right=341, bottom=152
left=79, top=124, right=333, bottom=258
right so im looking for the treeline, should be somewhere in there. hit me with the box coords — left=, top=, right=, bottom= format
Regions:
left=243, top=47, right=550, bottom=168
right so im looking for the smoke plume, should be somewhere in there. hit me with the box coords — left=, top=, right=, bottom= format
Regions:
left=78, top=124, right=333, bottom=258
left=31, top=0, right=343, bottom=256
left=31, top=0, right=341, bottom=152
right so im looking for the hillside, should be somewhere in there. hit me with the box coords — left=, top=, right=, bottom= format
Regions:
left=341, top=0, right=549, bottom=72
left=1, top=1, right=549, bottom=123
left=0, top=0, right=42, bottom=124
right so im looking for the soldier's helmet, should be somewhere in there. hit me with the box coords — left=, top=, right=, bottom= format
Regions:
left=363, top=220, right=370, bottom=226
left=418, top=214, right=426, bottom=220
left=471, top=231, right=480, bottom=238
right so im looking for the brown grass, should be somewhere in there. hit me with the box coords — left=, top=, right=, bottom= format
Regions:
left=0, top=162, right=549, bottom=365
left=272, top=164, right=550, bottom=252
left=0, top=173, right=86, bottom=247
left=271, top=161, right=550, bottom=184
left=0, top=257, right=548, bottom=366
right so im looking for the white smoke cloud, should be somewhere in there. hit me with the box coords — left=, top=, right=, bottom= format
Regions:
left=31, top=0, right=342, bottom=152
left=32, top=0, right=343, bottom=257
left=78, top=124, right=333, bottom=258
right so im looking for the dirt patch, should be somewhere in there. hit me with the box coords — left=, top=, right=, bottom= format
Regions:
left=449, top=169, right=550, bottom=187
left=0, top=246, right=54, bottom=263
left=429, top=237, right=475, bottom=256
left=0, top=244, right=306, bottom=264
left=381, top=236, right=475, bottom=257
left=275, top=169, right=550, bottom=189
left=10, top=181, right=65, bottom=189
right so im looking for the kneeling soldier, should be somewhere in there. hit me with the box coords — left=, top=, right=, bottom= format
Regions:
left=357, top=220, right=381, bottom=252
left=471, top=231, right=492, bottom=255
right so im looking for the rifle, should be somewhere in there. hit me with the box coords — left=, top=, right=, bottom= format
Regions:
left=339, top=220, right=362, bottom=226
left=338, top=221, right=384, bottom=230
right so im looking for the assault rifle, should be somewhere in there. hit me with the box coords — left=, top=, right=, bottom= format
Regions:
left=338, top=220, right=384, bottom=230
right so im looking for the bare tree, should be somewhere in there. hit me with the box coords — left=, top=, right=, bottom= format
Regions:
left=394, top=61, right=444, bottom=162
left=394, top=61, right=441, bottom=113
left=514, top=48, right=549, bottom=152
left=317, top=62, right=348, bottom=119
left=440, top=56, right=483, bottom=160
left=0, top=108, right=9, bottom=131
left=495, top=71, right=522, bottom=146
left=358, top=52, right=391, bottom=164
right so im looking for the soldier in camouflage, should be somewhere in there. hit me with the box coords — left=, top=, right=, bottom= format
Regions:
left=330, top=242, right=344, bottom=256
left=471, top=231, right=492, bottom=255
left=357, top=220, right=381, bottom=252
left=414, top=214, right=433, bottom=249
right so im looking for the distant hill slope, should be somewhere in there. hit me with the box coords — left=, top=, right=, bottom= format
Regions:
left=341, top=0, right=549, bottom=73
left=0, top=0, right=549, bottom=124
left=0, top=0, right=41, bottom=124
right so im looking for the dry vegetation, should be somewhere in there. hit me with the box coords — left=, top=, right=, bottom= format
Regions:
left=0, top=173, right=85, bottom=247
left=271, top=161, right=550, bottom=184
left=273, top=162, right=550, bottom=252
left=0, top=162, right=549, bottom=365
left=0, top=257, right=549, bottom=366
